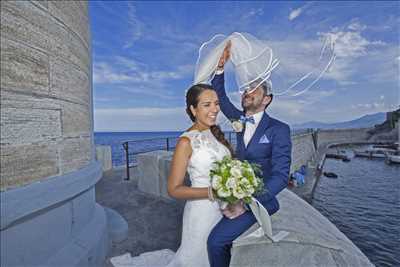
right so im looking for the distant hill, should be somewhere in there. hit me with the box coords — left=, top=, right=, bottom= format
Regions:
left=292, top=112, right=387, bottom=129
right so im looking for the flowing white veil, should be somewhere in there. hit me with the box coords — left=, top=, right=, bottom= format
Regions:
left=194, top=32, right=335, bottom=97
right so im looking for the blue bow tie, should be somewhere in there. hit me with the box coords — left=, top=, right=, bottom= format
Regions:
left=240, top=115, right=255, bottom=124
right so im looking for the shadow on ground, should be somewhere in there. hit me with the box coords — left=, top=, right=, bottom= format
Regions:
left=95, top=168, right=185, bottom=266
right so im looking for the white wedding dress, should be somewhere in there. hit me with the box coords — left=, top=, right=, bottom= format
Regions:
left=111, top=129, right=230, bottom=267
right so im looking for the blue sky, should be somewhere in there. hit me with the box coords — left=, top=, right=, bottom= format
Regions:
left=90, top=1, right=399, bottom=132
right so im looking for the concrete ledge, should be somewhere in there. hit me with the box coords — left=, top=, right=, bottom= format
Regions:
left=1, top=161, right=102, bottom=230
left=231, top=189, right=373, bottom=266
left=0, top=161, right=122, bottom=266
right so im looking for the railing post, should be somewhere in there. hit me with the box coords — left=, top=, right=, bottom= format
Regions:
left=166, top=138, right=170, bottom=151
left=123, top=142, right=130, bottom=180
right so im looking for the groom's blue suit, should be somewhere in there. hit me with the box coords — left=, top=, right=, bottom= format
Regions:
left=207, top=73, right=292, bottom=267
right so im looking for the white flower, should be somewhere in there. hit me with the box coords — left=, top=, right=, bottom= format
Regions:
left=211, top=175, right=222, bottom=190
left=253, top=177, right=259, bottom=187
left=232, top=160, right=241, bottom=167
left=245, top=186, right=255, bottom=195
left=225, top=177, right=237, bottom=189
left=233, top=187, right=246, bottom=199
left=230, top=166, right=242, bottom=177
left=231, top=120, right=243, bottom=132
left=217, top=187, right=231, bottom=198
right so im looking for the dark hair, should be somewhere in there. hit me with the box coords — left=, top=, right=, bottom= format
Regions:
left=186, top=84, right=235, bottom=156
left=248, top=79, right=273, bottom=109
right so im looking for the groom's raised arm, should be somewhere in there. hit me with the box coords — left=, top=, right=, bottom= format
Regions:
left=211, top=72, right=242, bottom=120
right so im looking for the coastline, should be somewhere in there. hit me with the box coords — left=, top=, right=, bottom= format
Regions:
left=290, top=141, right=397, bottom=203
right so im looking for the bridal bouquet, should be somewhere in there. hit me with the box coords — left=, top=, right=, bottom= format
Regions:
left=210, top=156, right=264, bottom=205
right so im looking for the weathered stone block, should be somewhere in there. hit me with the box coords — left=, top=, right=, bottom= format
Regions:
left=0, top=37, right=49, bottom=94
left=0, top=89, right=59, bottom=110
left=48, top=1, right=89, bottom=49
left=61, top=101, right=91, bottom=136
left=49, top=23, right=90, bottom=74
left=59, top=136, right=91, bottom=174
left=137, top=150, right=172, bottom=197
left=159, top=153, right=174, bottom=200
left=50, top=57, right=90, bottom=105
left=0, top=143, right=59, bottom=190
left=0, top=107, right=62, bottom=145
left=1, top=1, right=52, bottom=53
left=95, top=146, right=112, bottom=171
left=0, top=1, right=90, bottom=73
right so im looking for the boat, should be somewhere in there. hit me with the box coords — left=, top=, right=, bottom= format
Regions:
left=323, top=172, right=338, bottom=178
left=386, top=154, right=400, bottom=164
left=353, top=150, right=387, bottom=158
left=326, top=153, right=350, bottom=161
left=373, top=143, right=399, bottom=150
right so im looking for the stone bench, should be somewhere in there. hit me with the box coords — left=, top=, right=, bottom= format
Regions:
left=136, top=150, right=189, bottom=200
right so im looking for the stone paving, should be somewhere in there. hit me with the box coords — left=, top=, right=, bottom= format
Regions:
left=95, top=167, right=185, bottom=267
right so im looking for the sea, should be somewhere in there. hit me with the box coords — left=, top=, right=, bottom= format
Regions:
left=94, top=132, right=399, bottom=266
left=94, top=131, right=183, bottom=167
left=313, top=145, right=400, bottom=267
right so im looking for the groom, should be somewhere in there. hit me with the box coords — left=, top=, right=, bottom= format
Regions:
left=207, top=42, right=292, bottom=267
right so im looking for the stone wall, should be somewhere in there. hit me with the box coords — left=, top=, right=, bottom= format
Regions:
left=0, top=0, right=93, bottom=190
left=290, top=132, right=316, bottom=172
left=316, top=128, right=370, bottom=147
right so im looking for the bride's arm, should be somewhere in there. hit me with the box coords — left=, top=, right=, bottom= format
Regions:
left=167, top=137, right=209, bottom=200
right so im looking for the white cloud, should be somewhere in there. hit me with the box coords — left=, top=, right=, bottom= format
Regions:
left=94, top=107, right=192, bottom=131
left=241, top=8, right=264, bottom=20
left=288, top=3, right=312, bottom=21
left=316, top=22, right=392, bottom=85
left=320, top=30, right=385, bottom=58
left=93, top=57, right=190, bottom=85
left=289, top=8, right=303, bottom=21
left=347, top=19, right=367, bottom=32
left=123, top=2, right=144, bottom=49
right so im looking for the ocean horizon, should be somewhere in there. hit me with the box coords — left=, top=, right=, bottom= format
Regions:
left=94, top=131, right=184, bottom=167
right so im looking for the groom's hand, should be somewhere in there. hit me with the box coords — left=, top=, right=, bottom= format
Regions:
left=221, top=200, right=246, bottom=219
left=218, top=40, right=231, bottom=69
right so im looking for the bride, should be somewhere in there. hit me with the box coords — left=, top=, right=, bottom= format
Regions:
left=111, top=84, right=243, bottom=267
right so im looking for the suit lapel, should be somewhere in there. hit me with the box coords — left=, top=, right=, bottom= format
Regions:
left=247, top=112, right=271, bottom=150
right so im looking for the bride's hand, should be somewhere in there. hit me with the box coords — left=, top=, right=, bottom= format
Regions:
left=217, top=40, right=231, bottom=69
left=221, top=200, right=246, bottom=219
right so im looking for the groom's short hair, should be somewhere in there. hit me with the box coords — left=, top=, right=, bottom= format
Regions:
left=249, top=78, right=273, bottom=110
left=249, top=79, right=273, bottom=96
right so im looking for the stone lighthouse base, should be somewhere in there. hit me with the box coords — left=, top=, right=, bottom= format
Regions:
left=1, top=161, right=127, bottom=266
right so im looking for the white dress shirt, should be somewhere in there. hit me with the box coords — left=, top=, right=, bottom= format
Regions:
left=244, top=111, right=264, bottom=147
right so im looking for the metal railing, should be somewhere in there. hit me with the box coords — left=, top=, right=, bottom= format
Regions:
left=122, top=132, right=237, bottom=180
left=121, top=129, right=315, bottom=180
